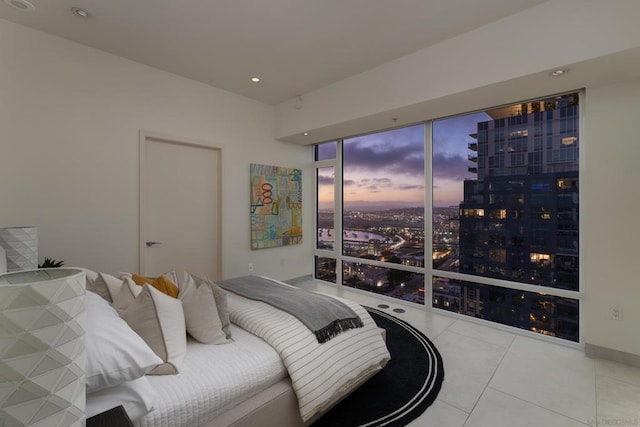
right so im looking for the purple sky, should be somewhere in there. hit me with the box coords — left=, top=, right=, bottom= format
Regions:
left=342, top=124, right=425, bottom=208
left=432, top=111, right=490, bottom=207
left=317, top=111, right=490, bottom=209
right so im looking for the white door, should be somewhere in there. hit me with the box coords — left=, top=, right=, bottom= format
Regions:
left=140, top=134, right=222, bottom=280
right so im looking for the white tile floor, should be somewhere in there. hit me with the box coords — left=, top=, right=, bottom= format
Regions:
left=296, top=280, right=640, bottom=427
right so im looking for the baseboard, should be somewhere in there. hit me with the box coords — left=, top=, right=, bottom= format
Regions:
left=585, top=343, right=640, bottom=368
left=284, top=274, right=313, bottom=285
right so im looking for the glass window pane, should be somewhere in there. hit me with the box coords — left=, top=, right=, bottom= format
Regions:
left=432, top=93, right=579, bottom=292
left=315, top=256, right=337, bottom=283
left=432, top=276, right=579, bottom=342
left=344, top=261, right=425, bottom=304
left=315, top=141, right=337, bottom=161
left=342, top=124, right=425, bottom=266
left=317, top=166, right=334, bottom=250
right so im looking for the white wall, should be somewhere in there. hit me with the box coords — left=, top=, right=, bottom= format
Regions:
left=0, top=19, right=313, bottom=281
left=583, top=79, right=640, bottom=357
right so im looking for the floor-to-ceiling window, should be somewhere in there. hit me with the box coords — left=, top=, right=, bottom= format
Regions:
left=315, top=141, right=337, bottom=282
left=432, top=93, right=580, bottom=342
left=341, top=126, right=426, bottom=301
left=314, top=92, right=581, bottom=342
left=314, top=125, right=426, bottom=302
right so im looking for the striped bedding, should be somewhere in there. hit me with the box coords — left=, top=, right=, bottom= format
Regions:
left=227, top=289, right=391, bottom=423
left=136, top=326, right=287, bottom=427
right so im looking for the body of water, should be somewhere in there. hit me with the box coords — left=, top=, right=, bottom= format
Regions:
left=317, top=228, right=393, bottom=243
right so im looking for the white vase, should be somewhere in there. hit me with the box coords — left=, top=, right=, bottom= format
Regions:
left=0, top=245, right=6, bottom=273
left=0, top=268, right=85, bottom=426
left=0, top=227, right=38, bottom=271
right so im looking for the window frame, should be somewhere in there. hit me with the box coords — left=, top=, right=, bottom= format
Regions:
left=313, top=90, right=584, bottom=346
left=314, top=147, right=342, bottom=284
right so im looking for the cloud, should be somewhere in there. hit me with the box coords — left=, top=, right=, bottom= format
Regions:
left=350, top=177, right=423, bottom=193
left=356, top=177, right=392, bottom=189
left=374, top=178, right=392, bottom=184
left=343, top=125, right=424, bottom=176
left=317, top=175, right=334, bottom=186
left=397, top=184, right=425, bottom=190
left=343, top=179, right=356, bottom=186
left=389, top=153, right=424, bottom=175
left=432, top=152, right=474, bottom=181
left=432, top=111, right=490, bottom=155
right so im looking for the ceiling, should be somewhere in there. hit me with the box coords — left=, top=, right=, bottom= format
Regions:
left=0, top=0, right=548, bottom=105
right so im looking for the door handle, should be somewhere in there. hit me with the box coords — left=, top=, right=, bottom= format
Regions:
left=146, top=241, right=162, bottom=247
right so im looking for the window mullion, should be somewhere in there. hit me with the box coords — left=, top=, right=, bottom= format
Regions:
left=335, top=139, right=343, bottom=286
left=425, top=121, right=433, bottom=309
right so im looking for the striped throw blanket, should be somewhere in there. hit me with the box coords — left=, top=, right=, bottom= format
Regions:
left=218, top=275, right=363, bottom=343
left=225, top=287, right=390, bottom=423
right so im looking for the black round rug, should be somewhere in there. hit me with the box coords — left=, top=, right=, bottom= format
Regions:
left=312, top=307, right=445, bottom=427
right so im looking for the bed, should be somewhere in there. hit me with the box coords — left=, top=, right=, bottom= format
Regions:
left=84, top=272, right=390, bottom=427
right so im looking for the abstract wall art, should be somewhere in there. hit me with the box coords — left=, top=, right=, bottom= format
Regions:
left=250, top=163, right=302, bottom=249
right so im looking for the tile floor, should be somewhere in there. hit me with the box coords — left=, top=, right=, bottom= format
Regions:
left=296, top=280, right=640, bottom=427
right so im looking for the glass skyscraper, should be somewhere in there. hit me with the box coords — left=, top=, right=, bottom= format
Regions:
left=440, top=93, right=580, bottom=341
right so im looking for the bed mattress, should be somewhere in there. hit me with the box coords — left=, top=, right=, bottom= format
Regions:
left=136, top=325, right=287, bottom=427
left=226, top=289, right=390, bottom=423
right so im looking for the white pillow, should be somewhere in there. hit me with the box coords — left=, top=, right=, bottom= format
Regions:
left=112, top=277, right=143, bottom=315
left=185, top=272, right=232, bottom=340
left=162, top=270, right=180, bottom=287
left=121, top=284, right=187, bottom=375
left=70, top=267, right=99, bottom=288
left=89, top=272, right=123, bottom=303
left=85, top=291, right=163, bottom=393
left=86, top=376, right=157, bottom=420
left=179, top=272, right=230, bottom=344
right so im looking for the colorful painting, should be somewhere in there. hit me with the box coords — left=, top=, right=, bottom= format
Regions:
left=250, top=163, right=302, bottom=249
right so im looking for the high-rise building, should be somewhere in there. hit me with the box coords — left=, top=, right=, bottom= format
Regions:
left=457, top=93, right=579, bottom=340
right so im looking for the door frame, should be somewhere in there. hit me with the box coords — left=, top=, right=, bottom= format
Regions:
left=138, top=130, right=223, bottom=279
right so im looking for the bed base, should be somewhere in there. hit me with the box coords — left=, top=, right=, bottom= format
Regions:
left=206, top=378, right=304, bottom=427
left=204, top=327, right=386, bottom=427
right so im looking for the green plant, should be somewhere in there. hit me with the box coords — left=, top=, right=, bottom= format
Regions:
left=38, top=258, right=65, bottom=268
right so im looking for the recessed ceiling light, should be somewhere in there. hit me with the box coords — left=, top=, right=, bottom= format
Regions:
left=550, top=69, right=568, bottom=77
left=71, top=7, right=90, bottom=18
left=303, top=132, right=309, bottom=136
left=4, top=0, right=35, bottom=11
left=250, top=77, right=261, bottom=83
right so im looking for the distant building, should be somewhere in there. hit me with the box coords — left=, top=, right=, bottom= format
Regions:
left=367, top=238, right=382, bottom=256
left=433, top=279, right=481, bottom=317
left=343, top=262, right=387, bottom=288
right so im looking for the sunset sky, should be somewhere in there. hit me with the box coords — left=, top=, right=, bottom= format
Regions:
left=317, top=110, right=490, bottom=210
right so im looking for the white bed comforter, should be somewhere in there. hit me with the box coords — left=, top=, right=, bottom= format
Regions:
left=227, top=291, right=390, bottom=423
left=136, top=326, right=287, bottom=427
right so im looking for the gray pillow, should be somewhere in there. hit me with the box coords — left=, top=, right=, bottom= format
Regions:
left=184, top=272, right=232, bottom=340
